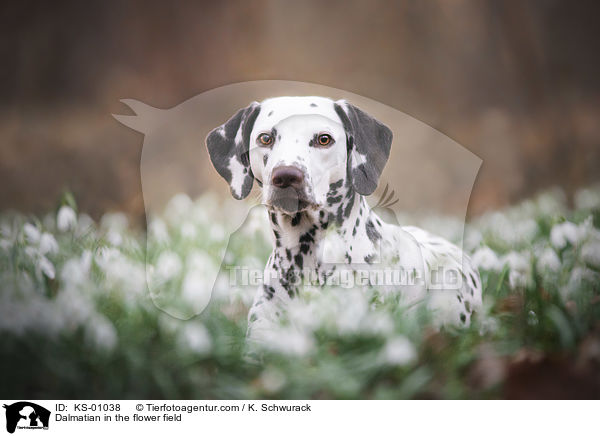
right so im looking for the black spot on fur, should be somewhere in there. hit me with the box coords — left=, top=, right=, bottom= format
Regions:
left=336, top=205, right=344, bottom=226
left=469, top=273, right=478, bottom=288
left=300, top=243, right=310, bottom=254
left=460, top=313, right=466, bottom=323
left=286, top=248, right=292, bottom=261
left=364, top=254, right=375, bottom=264
left=344, top=191, right=355, bottom=218
left=263, top=154, right=268, bottom=165
left=299, top=232, right=314, bottom=244
left=294, top=253, right=304, bottom=269
left=327, top=195, right=342, bottom=206
left=310, top=103, right=318, bottom=107
left=329, top=179, right=344, bottom=190
left=264, top=285, right=276, bottom=300
left=365, top=219, right=381, bottom=243
left=291, top=213, right=302, bottom=226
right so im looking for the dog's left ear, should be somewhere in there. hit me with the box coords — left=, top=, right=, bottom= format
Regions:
left=334, top=100, right=393, bottom=195
left=206, top=102, right=261, bottom=199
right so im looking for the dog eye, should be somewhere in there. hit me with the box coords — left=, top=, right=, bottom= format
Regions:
left=257, top=133, right=274, bottom=146
left=317, top=134, right=334, bottom=147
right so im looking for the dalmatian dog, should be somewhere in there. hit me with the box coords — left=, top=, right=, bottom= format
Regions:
left=206, top=96, right=482, bottom=343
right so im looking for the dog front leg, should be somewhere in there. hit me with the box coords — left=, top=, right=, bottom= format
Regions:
left=245, top=278, right=292, bottom=351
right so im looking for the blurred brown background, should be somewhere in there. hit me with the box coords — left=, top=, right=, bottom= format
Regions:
left=1, top=0, right=599, bottom=220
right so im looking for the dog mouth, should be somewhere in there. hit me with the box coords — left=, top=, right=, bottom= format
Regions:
left=267, top=187, right=317, bottom=215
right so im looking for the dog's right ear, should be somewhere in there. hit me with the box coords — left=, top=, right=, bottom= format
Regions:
left=206, top=102, right=261, bottom=199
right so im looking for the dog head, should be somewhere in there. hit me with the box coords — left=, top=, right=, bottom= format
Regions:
left=206, top=96, right=392, bottom=215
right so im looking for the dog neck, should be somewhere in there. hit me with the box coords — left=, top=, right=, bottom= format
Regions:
left=265, top=190, right=378, bottom=279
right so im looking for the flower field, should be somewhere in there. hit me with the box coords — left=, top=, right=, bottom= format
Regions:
left=1, top=187, right=599, bottom=399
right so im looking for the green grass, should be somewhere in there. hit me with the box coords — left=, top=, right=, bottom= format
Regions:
left=1, top=187, right=599, bottom=399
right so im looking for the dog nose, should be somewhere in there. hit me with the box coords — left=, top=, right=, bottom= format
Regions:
left=271, top=166, right=304, bottom=189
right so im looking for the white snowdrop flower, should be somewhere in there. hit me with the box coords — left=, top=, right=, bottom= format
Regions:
left=23, top=223, right=41, bottom=244
left=24, top=246, right=37, bottom=260
left=502, top=251, right=531, bottom=290
left=100, top=212, right=128, bottom=232
left=178, top=322, right=212, bottom=355
left=85, top=315, right=118, bottom=352
left=211, top=273, right=231, bottom=301
left=243, top=207, right=272, bottom=242
left=210, top=223, right=226, bottom=242
left=149, top=218, right=169, bottom=244
left=180, top=221, right=197, bottom=239
left=186, top=250, right=217, bottom=272
left=581, top=240, right=600, bottom=269
left=463, top=228, right=483, bottom=252
left=96, top=246, right=121, bottom=267
left=165, top=193, right=193, bottom=225
left=61, top=250, right=92, bottom=288
left=262, top=327, right=314, bottom=356
left=479, top=316, right=500, bottom=335
left=56, top=287, right=95, bottom=327
left=105, top=229, right=123, bottom=246
left=38, top=256, right=55, bottom=279
left=536, top=189, right=567, bottom=215
left=363, top=312, right=394, bottom=336
left=502, top=251, right=530, bottom=272
left=76, top=213, right=95, bottom=236
left=485, top=212, right=514, bottom=243
left=335, top=290, right=369, bottom=334
left=382, top=335, right=417, bottom=366
left=39, top=232, right=58, bottom=255
left=57, top=205, right=77, bottom=232
left=0, top=238, right=10, bottom=251
left=550, top=221, right=581, bottom=249
left=181, top=269, right=213, bottom=314
left=508, top=270, right=527, bottom=290
left=472, top=246, right=502, bottom=271
left=156, top=251, right=182, bottom=281
left=537, top=247, right=561, bottom=272
left=514, top=219, right=538, bottom=243
left=260, top=368, right=286, bottom=393
left=1, top=221, right=12, bottom=239
left=561, top=266, right=599, bottom=300
left=575, top=187, right=600, bottom=210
